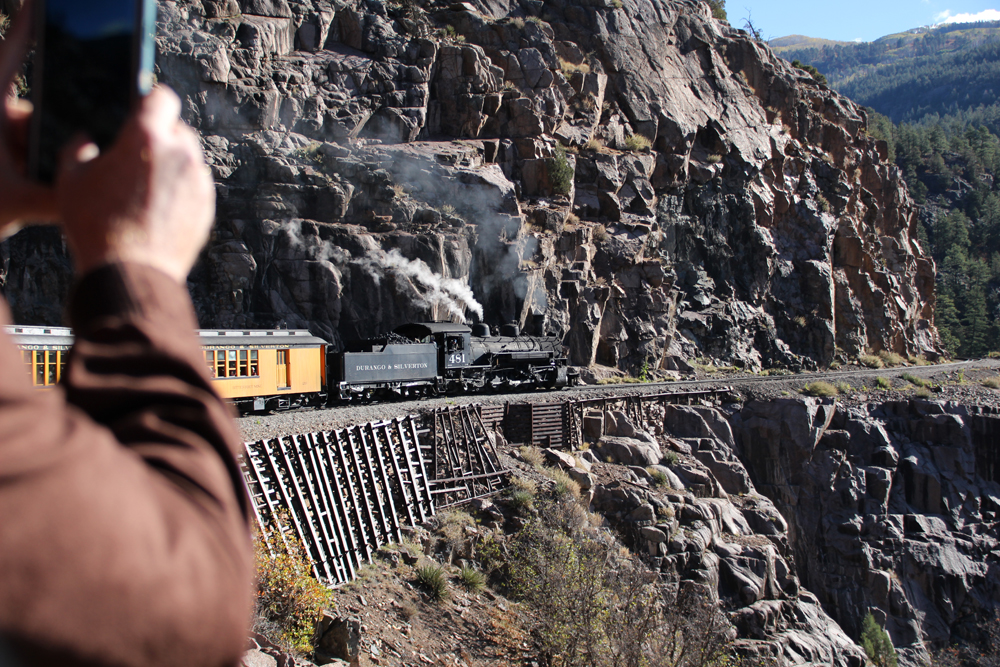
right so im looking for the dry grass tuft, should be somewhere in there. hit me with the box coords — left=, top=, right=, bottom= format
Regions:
left=877, top=350, right=906, bottom=367
left=559, top=57, right=591, bottom=76
left=859, top=354, right=884, bottom=369
left=800, top=381, right=838, bottom=397
left=624, top=133, right=652, bottom=152
left=519, top=445, right=544, bottom=468
left=902, top=373, right=931, bottom=388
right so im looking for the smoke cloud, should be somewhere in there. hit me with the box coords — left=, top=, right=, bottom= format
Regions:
left=360, top=248, right=485, bottom=323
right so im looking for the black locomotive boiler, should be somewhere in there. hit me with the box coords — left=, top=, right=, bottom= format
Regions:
left=332, top=322, right=577, bottom=401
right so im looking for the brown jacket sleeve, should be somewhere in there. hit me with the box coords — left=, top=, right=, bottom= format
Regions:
left=0, top=263, right=253, bottom=667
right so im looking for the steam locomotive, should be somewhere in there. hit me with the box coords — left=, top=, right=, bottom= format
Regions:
left=7, top=322, right=577, bottom=413
left=335, top=322, right=577, bottom=403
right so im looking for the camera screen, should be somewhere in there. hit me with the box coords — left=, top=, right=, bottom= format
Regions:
left=34, top=0, right=136, bottom=182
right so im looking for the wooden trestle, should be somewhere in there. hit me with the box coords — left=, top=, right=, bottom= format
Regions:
left=243, top=416, right=434, bottom=585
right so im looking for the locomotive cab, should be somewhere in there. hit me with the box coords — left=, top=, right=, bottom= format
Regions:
left=393, top=322, right=483, bottom=392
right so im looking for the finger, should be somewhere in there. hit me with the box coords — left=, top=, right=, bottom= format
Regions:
left=137, top=86, right=182, bottom=134
left=6, top=98, right=32, bottom=121
left=57, top=135, right=100, bottom=177
left=5, top=99, right=32, bottom=147
left=3, top=98, right=31, bottom=167
left=0, top=176, right=58, bottom=229
left=6, top=180, right=58, bottom=222
left=0, top=1, right=33, bottom=100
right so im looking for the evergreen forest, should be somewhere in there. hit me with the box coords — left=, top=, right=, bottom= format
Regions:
left=781, top=21, right=1000, bottom=357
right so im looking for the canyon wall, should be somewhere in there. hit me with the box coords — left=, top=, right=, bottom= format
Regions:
left=1, top=0, right=939, bottom=373
left=588, top=397, right=1000, bottom=666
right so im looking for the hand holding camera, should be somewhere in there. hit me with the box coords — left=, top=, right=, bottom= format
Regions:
left=0, top=0, right=214, bottom=283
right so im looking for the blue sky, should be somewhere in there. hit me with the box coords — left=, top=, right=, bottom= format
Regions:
left=737, top=1, right=1000, bottom=42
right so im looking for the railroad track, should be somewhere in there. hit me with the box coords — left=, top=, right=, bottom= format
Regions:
left=236, top=358, right=1000, bottom=443
left=561, top=358, right=1000, bottom=396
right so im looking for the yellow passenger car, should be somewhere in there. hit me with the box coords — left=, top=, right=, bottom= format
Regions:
left=198, top=330, right=328, bottom=413
left=7, top=325, right=73, bottom=390
left=6, top=326, right=329, bottom=413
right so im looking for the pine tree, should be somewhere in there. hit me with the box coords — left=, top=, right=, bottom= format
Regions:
left=707, top=0, right=726, bottom=21
left=935, top=289, right=963, bottom=353
left=861, top=613, right=897, bottom=667
left=961, top=287, right=991, bottom=358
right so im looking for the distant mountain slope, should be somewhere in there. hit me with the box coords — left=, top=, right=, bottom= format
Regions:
left=769, top=34, right=852, bottom=53
left=780, top=21, right=1000, bottom=123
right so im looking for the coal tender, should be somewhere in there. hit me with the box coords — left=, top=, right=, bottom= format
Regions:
left=332, top=322, right=576, bottom=401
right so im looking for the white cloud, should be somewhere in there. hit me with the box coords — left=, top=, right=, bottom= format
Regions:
left=936, top=9, right=1000, bottom=24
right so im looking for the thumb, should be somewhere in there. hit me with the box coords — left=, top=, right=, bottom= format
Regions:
left=56, top=134, right=100, bottom=178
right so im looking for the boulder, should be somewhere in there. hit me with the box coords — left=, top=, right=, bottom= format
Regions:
left=596, top=435, right=661, bottom=467
left=647, top=464, right=684, bottom=490
left=543, top=448, right=576, bottom=469
left=628, top=503, right=656, bottom=523
left=313, top=614, right=361, bottom=666
left=567, top=467, right=594, bottom=491
left=241, top=650, right=278, bottom=667
left=203, top=0, right=241, bottom=18
left=583, top=410, right=604, bottom=439
left=239, top=0, right=291, bottom=17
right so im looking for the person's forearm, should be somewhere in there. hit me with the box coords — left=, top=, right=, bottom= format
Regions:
left=65, top=261, right=250, bottom=521
left=0, top=264, right=252, bottom=667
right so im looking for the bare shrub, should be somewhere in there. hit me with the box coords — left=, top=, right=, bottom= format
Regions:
left=929, top=608, right=1000, bottom=666
left=505, top=498, right=735, bottom=666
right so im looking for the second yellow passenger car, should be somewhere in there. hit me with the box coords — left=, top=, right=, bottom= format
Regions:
left=199, top=330, right=328, bottom=412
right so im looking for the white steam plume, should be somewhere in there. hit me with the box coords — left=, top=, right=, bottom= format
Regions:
left=361, top=248, right=484, bottom=323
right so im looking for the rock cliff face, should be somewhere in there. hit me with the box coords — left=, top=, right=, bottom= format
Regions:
left=1, top=0, right=939, bottom=371
left=583, top=398, right=1000, bottom=666
left=736, top=399, right=1000, bottom=666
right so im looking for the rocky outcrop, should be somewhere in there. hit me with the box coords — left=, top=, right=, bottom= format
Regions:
left=580, top=398, right=1000, bottom=666
left=735, top=398, right=1000, bottom=666
left=0, top=0, right=939, bottom=370
left=583, top=406, right=868, bottom=665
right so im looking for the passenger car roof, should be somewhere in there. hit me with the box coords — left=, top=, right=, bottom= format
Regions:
left=4, top=325, right=75, bottom=348
left=197, top=330, right=330, bottom=347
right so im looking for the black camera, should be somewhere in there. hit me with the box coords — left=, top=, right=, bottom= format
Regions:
left=29, top=0, right=157, bottom=183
